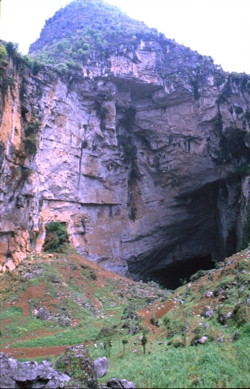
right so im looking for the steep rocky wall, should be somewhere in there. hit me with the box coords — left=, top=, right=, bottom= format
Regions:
left=0, top=42, right=250, bottom=280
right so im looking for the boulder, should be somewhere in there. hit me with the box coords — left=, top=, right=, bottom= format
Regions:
left=203, top=308, right=214, bottom=318
left=36, top=307, right=49, bottom=320
left=94, top=356, right=109, bottom=378
left=0, top=352, right=70, bottom=388
left=107, top=378, right=136, bottom=389
left=197, top=336, right=208, bottom=344
left=55, top=345, right=97, bottom=388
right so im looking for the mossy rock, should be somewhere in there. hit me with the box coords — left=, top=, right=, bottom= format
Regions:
left=55, top=345, right=97, bottom=388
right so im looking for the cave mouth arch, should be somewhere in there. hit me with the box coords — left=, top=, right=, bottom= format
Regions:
left=147, top=255, right=217, bottom=289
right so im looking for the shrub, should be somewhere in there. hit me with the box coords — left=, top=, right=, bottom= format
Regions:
left=141, top=330, right=148, bottom=354
left=23, top=136, right=37, bottom=155
left=122, top=338, right=128, bottom=352
left=233, top=304, right=249, bottom=327
left=150, top=313, right=159, bottom=327
left=88, top=269, right=97, bottom=280
left=21, top=167, right=33, bottom=180
left=6, top=42, right=18, bottom=57
left=43, top=222, right=69, bottom=253
left=95, top=326, right=117, bottom=340
left=32, top=60, right=44, bottom=75
left=0, top=44, right=7, bottom=59
left=1, top=76, right=15, bottom=92
left=25, top=120, right=41, bottom=136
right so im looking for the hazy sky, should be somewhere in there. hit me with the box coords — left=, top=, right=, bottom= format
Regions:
left=0, top=0, right=249, bottom=74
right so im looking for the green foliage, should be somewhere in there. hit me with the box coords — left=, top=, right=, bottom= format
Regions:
left=232, top=304, right=249, bottom=327
left=141, top=330, right=148, bottom=354
left=95, top=326, right=117, bottom=341
left=88, top=269, right=97, bottom=280
left=235, top=163, right=250, bottom=178
left=55, top=346, right=97, bottom=387
left=1, top=239, right=249, bottom=388
left=6, top=42, right=18, bottom=56
left=122, top=338, right=128, bottom=352
left=163, top=315, right=187, bottom=338
left=22, top=117, right=41, bottom=155
left=150, top=313, right=159, bottom=327
left=0, top=306, right=22, bottom=320
left=25, top=120, right=41, bottom=136
left=32, top=60, right=45, bottom=75
left=1, top=76, right=15, bottom=92
left=21, top=167, right=33, bottom=180
left=97, top=339, right=250, bottom=388
left=28, top=0, right=161, bottom=70
left=55, top=62, right=69, bottom=74
left=0, top=44, right=7, bottom=59
left=10, top=325, right=99, bottom=348
left=23, top=136, right=37, bottom=155
left=44, top=222, right=69, bottom=253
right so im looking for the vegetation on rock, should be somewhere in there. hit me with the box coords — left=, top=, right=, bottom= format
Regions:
left=29, top=0, right=159, bottom=67
left=44, top=222, right=69, bottom=253
left=0, top=249, right=249, bottom=388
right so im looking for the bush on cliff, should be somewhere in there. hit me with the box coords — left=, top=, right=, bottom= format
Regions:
left=44, top=221, right=69, bottom=253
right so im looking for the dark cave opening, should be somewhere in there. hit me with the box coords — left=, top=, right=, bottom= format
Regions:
left=149, top=255, right=217, bottom=289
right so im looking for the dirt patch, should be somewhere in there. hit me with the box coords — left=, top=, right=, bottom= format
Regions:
left=0, top=344, right=75, bottom=359
left=139, top=299, right=175, bottom=332
left=4, top=282, right=47, bottom=316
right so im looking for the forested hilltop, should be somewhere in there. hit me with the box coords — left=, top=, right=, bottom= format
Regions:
left=29, top=0, right=218, bottom=77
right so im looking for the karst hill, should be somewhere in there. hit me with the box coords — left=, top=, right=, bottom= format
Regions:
left=0, top=0, right=250, bottom=287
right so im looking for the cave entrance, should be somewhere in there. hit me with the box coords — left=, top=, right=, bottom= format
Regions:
left=149, top=255, right=216, bottom=289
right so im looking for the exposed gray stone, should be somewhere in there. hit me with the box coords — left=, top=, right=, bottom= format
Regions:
left=94, top=356, right=109, bottom=377
left=203, top=308, right=214, bottom=318
left=205, top=291, right=214, bottom=298
left=36, top=307, right=49, bottom=320
left=0, top=352, right=70, bottom=389
left=107, top=378, right=136, bottom=389
left=197, top=336, right=208, bottom=344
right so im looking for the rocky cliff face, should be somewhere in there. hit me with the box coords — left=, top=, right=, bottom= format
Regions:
left=1, top=0, right=250, bottom=284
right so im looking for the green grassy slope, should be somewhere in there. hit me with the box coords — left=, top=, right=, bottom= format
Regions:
left=0, top=248, right=249, bottom=388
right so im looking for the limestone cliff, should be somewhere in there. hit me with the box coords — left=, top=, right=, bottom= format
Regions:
left=0, top=0, right=250, bottom=284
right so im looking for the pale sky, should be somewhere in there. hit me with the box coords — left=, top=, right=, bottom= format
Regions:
left=0, top=0, right=249, bottom=74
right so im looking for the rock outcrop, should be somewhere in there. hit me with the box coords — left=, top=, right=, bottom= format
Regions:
left=0, top=352, right=71, bottom=388
left=0, top=349, right=136, bottom=389
left=0, top=0, right=250, bottom=284
left=55, top=345, right=98, bottom=388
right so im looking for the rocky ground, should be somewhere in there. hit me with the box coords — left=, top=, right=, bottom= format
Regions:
left=0, top=248, right=249, bottom=387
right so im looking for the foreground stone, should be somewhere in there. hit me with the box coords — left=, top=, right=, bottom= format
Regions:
left=107, top=378, right=136, bottom=389
left=0, top=348, right=136, bottom=389
left=0, top=352, right=70, bottom=388
left=55, top=345, right=98, bottom=388
left=94, top=356, right=109, bottom=378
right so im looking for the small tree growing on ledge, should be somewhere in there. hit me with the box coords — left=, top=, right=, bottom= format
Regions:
left=44, top=221, right=69, bottom=253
